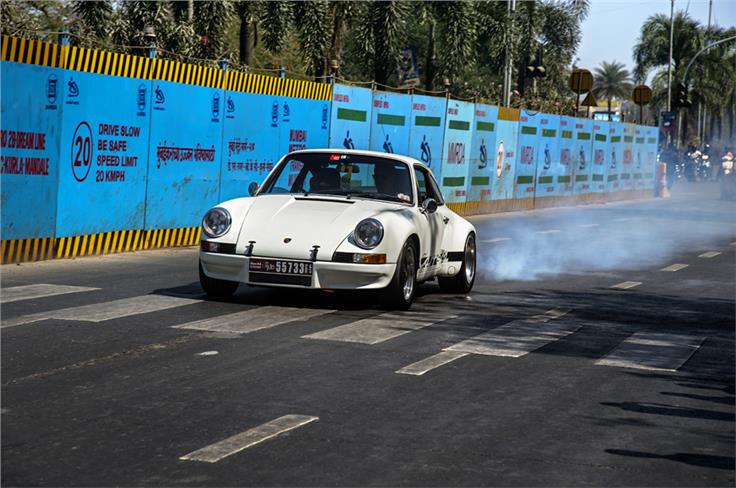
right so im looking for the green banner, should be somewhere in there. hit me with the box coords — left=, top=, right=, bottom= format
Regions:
left=521, top=126, right=537, bottom=135
left=337, top=108, right=367, bottom=122
left=516, top=175, right=534, bottom=184
left=448, top=120, right=470, bottom=131
left=415, top=116, right=441, bottom=127
left=542, top=129, right=556, bottom=138
left=577, top=132, right=591, bottom=140
left=476, top=121, right=495, bottom=132
left=443, top=176, right=466, bottom=187
left=561, top=130, right=573, bottom=139
left=377, top=114, right=406, bottom=126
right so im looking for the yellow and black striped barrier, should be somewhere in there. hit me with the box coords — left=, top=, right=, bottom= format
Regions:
left=1, top=227, right=201, bottom=265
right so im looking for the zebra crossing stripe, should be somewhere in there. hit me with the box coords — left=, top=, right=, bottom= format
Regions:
left=173, top=306, right=335, bottom=334
left=0, top=284, right=99, bottom=304
left=180, top=415, right=319, bottom=463
left=1, top=295, right=201, bottom=328
left=698, top=251, right=721, bottom=258
left=302, top=311, right=458, bottom=345
left=395, top=351, right=469, bottom=376
left=595, top=332, right=704, bottom=372
left=660, top=263, right=689, bottom=272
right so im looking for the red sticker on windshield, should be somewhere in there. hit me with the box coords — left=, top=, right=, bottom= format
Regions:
left=329, top=154, right=341, bottom=161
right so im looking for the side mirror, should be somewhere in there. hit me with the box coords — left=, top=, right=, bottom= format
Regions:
left=421, top=198, right=438, bottom=214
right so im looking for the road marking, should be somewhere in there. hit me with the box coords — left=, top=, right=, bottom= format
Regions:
left=303, top=311, right=457, bottom=345
left=180, top=414, right=318, bottom=463
left=480, top=237, right=512, bottom=243
left=536, top=229, right=562, bottom=234
left=445, top=315, right=581, bottom=358
left=611, top=281, right=642, bottom=290
left=660, top=263, right=689, bottom=272
left=1, top=295, right=201, bottom=328
left=0, top=284, right=99, bottom=304
left=577, top=224, right=600, bottom=228
left=612, top=218, right=634, bottom=222
left=698, top=251, right=721, bottom=258
left=730, top=241, right=736, bottom=247
left=595, top=332, right=704, bottom=372
left=173, top=306, right=335, bottom=334
left=395, top=351, right=469, bottom=376
left=196, top=351, right=219, bottom=356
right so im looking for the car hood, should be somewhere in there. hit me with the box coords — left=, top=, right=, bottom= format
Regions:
left=236, top=194, right=398, bottom=260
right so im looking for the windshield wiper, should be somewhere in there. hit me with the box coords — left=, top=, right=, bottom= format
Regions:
left=347, top=191, right=407, bottom=203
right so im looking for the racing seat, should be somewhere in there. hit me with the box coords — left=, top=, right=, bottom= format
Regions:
left=309, top=168, right=341, bottom=192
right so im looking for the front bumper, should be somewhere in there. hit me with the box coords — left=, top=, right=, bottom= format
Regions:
left=200, top=251, right=396, bottom=290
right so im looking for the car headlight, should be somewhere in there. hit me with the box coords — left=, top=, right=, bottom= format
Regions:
left=353, top=218, right=384, bottom=249
left=202, top=207, right=232, bottom=238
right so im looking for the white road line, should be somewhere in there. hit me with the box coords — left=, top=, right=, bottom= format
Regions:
left=0, top=284, right=99, bottom=304
left=660, top=263, right=689, bottom=272
left=595, top=332, right=704, bottom=372
left=173, top=306, right=335, bottom=334
left=612, top=218, right=634, bottom=222
left=180, top=414, right=318, bottom=463
left=480, top=237, right=512, bottom=243
left=445, top=317, right=582, bottom=358
left=730, top=241, right=736, bottom=247
left=1, top=295, right=201, bottom=328
left=302, top=311, right=458, bottom=345
left=577, top=224, right=600, bottom=228
left=611, top=281, right=642, bottom=290
left=698, top=251, right=722, bottom=258
left=395, top=351, right=469, bottom=376
left=536, top=229, right=562, bottom=234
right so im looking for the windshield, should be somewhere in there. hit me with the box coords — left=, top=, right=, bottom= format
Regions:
left=259, top=152, right=414, bottom=204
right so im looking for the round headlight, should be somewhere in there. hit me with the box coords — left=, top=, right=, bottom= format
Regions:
left=202, top=207, right=232, bottom=238
left=353, top=218, right=384, bottom=249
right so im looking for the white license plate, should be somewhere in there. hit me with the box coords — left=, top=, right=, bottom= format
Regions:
left=248, top=258, right=313, bottom=276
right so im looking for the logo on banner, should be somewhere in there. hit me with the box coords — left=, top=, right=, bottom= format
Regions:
left=478, top=139, right=487, bottom=169
left=636, top=151, right=642, bottom=169
left=610, top=146, right=617, bottom=169
left=543, top=144, right=551, bottom=170
left=594, top=149, right=604, bottom=165
left=321, top=104, right=328, bottom=129
left=421, top=135, right=431, bottom=167
left=496, top=141, right=505, bottom=178
left=155, top=85, right=165, bottom=104
left=68, top=77, right=79, bottom=97
left=383, top=135, right=394, bottom=153
left=227, top=96, right=235, bottom=113
left=578, top=146, right=586, bottom=170
left=282, top=101, right=290, bottom=122
left=520, top=146, right=534, bottom=164
left=561, top=148, right=571, bottom=165
left=343, top=131, right=354, bottom=150
left=211, top=92, right=220, bottom=121
left=137, top=84, right=147, bottom=116
left=46, top=74, right=58, bottom=109
left=448, top=142, right=465, bottom=164
left=271, top=100, right=279, bottom=127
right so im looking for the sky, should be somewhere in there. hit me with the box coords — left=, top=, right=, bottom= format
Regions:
left=577, top=0, right=736, bottom=77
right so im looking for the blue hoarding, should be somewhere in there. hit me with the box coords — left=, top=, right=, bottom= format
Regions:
left=329, top=84, right=372, bottom=151
left=57, top=71, right=150, bottom=236
left=590, top=121, right=610, bottom=193
left=534, top=114, right=561, bottom=199
left=621, top=123, right=636, bottom=192
left=407, top=94, right=446, bottom=175
left=557, top=116, right=576, bottom=196
left=607, top=122, right=624, bottom=193
left=493, top=108, right=519, bottom=201
left=1, top=63, right=62, bottom=239
left=572, top=118, right=594, bottom=195
left=369, top=91, right=411, bottom=156
left=146, top=81, right=223, bottom=229
left=515, top=110, right=541, bottom=200
left=440, top=99, right=475, bottom=204
left=468, top=103, right=498, bottom=203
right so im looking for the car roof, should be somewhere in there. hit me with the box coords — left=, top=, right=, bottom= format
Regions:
left=286, top=149, right=429, bottom=171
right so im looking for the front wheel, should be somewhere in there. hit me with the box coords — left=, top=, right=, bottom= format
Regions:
left=382, top=239, right=418, bottom=310
left=199, top=261, right=239, bottom=297
left=438, top=233, right=476, bottom=294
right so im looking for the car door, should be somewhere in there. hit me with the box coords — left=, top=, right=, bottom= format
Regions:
left=413, top=165, right=447, bottom=275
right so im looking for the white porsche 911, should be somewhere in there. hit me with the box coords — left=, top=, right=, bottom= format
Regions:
left=199, top=149, right=476, bottom=309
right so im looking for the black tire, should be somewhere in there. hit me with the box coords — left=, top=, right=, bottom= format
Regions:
left=382, top=239, right=418, bottom=310
left=438, top=233, right=476, bottom=294
left=199, top=261, right=239, bottom=297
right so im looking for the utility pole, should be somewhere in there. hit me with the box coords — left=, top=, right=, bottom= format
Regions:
left=502, top=0, right=517, bottom=107
left=667, top=0, right=674, bottom=113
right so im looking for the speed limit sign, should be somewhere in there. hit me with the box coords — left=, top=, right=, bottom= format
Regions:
left=71, top=121, right=93, bottom=182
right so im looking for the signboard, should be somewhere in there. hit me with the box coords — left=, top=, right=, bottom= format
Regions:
left=621, top=123, right=636, bottom=191
left=329, top=84, right=372, bottom=151
left=534, top=113, right=561, bottom=199
left=607, top=122, right=624, bottom=193
left=369, top=91, right=411, bottom=156
left=515, top=109, right=541, bottom=199
left=440, top=99, right=474, bottom=204
left=468, top=103, right=498, bottom=203
left=571, top=118, right=594, bottom=196
left=557, top=116, right=576, bottom=196
left=590, top=120, right=610, bottom=193
left=407, top=93, right=446, bottom=176
left=493, top=107, right=519, bottom=201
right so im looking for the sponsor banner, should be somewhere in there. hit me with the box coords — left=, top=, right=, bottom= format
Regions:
left=590, top=120, right=611, bottom=193
left=1, top=63, right=62, bottom=239
left=408, top=94, right=446, bottom=178
left=57, top=71, right=150, bottom=237
left=572, top=118, right=594, bottom=195
left=369, top=91, right=411, bottom=156
left=557, top=116, right=576, bottom=196
left=534, top=114, right=561, bottom=198
left=278, top=97, right=331, bottom=188
left=493, top=107, right=519, bottom=201
left=220, top=92, right=280, bottom=202
left=440, top=99, right=474, bottom=203
left=146, top=80, right=223, bottom=229
left=633, top=125, right=650, bottom=190
left=515, top=109, right=541, bottom=199
left=621, top=123, right=636, bottom=190
left=329, top=84, right=372, bottom=151
left=468, top=103, right=498, bottom=202
left=644, top=125, right=659, bottom=189
left=607, top=122, right=624, bottom=192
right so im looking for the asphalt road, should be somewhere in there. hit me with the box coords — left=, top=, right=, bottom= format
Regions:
left=2, top=182, right=734, bottom=487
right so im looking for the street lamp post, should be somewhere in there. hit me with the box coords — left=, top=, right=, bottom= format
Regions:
left=667, top=0, right=674, bottom=113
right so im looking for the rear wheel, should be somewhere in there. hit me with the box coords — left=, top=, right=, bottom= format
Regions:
left=199, top=261, right=239, bottom=297
left=382, top=239, right=418, bottom=310
left=438, top=233, right=476, bottom=294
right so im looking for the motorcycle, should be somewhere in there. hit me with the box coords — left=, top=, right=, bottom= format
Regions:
left=721, top=151, right=735, bottom=199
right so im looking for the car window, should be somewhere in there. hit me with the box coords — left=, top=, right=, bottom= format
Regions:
left=414, top=166, right=444, bottom=205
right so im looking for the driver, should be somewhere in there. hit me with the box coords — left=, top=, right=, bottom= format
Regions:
left=373, top=162, right=412, bottom=202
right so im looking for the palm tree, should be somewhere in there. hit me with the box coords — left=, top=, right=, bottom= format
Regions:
left=593, top=61, right=632, bottom=121
left=354, top=0, right=409, bottom=85
left=633, top=11, right=702, bottom=83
